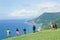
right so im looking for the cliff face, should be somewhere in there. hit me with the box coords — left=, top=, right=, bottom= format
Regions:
left=28, top=12, right=60, bottom=29
left=29, top=12, right=60, bottom=24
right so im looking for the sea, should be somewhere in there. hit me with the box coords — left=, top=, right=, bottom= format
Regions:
left=0, top=20, right=40, bottom=40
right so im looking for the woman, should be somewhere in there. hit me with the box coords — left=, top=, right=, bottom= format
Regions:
left=6, top=28, right=11, bottom=37
left=16, top=28, right=19, bottom=36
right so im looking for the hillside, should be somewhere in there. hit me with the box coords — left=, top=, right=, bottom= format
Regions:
left=28, top=12, right=60, bottom=29
left=5, top=29, right=60, bottom=40
left=29, top=12, right=60, bottom=24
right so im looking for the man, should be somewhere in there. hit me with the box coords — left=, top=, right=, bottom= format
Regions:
left=33, top=25, right=36, bottom=33
left=23, top=28, right=26, bottom=34
left=54, top=23, right=57, bottom=29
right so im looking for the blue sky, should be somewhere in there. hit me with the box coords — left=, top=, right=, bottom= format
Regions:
left=0, top=0, right=60, bottom=20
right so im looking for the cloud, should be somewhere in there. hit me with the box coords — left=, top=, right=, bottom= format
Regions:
left=31, top=2, right=60, bottom=12
left=8, top=1, right=60, bottom=20
left=31, top=2, right=55, bottom=8
left=9, top=9, right=42, bottom=19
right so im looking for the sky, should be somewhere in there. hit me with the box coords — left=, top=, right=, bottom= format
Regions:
left=0, top=0, right=60, bottom=20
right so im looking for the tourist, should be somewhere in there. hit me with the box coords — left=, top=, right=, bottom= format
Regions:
left=16, top=28, right=19, bottom=36
left=23, top=28, right=26, bottom=34
left=33, top=25, right=36, bottom=33
left=50, top=23, right=57, bottom=29
left=37, top=27, right=41, bottom=31
left=6, top=28, right=11, bottom=37
left=54, top=23, right=57, bottom=29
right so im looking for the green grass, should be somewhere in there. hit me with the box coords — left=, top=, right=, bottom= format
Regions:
left=4, top=29, right=60, bottom=40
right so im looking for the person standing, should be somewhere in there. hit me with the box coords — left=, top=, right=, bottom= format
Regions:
left=16, top=28, right=19, bottom=36
left=54, top=23, right=57, bottom=29
left=23, top=28, right=26, bottom=34
left=33, top=25, right=36, bottom=33
left=37, top=27, right=41, bottom=31
left=6, top=28, right=11, bottom=37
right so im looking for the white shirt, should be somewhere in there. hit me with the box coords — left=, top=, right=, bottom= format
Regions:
left=7, top=30, right=10, bottom=36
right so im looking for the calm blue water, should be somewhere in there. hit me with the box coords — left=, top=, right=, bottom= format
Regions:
left=0, top=20, right=39, bottom=40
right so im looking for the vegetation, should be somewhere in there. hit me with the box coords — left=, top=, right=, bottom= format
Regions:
left=5, top=28, right=60, bottom=40
left=54, top=18, right=60, bottom=28
left=28, top=12, right=60, bottom=29
left=28, top=12, right=60, bottom=24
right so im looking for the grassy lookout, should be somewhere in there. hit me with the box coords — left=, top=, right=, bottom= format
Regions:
left=4, top=28, right=60, bottom=40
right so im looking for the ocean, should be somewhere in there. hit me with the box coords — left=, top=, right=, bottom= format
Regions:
left=0, top=20, right=40, bottom=40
